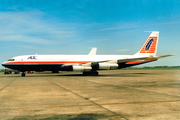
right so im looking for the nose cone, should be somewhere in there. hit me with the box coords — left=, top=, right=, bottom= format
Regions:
left=2, top=61, right=8, bottom=67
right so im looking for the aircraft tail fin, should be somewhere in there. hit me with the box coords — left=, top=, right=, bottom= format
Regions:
left=135, top=31, right=159, bottom=57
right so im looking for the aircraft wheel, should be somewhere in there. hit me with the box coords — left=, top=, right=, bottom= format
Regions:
left=83, top=71, right=99, bottom=76
left=83, top=72, right=88, bottom=76
left=93, top=71, right=99, bottom=76
left=21, top=72, right=26, bottom=77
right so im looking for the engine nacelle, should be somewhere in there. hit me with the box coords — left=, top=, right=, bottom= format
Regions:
left=72, top=66, right=92, bottom=72
left=98, top=63, right=119, bottom=70
left=60, top=65, right=92, bottom=72
left=92, top=63, right=119, bottom=70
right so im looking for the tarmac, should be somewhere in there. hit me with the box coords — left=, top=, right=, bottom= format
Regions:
left=0, top=69, right=180, bottom=120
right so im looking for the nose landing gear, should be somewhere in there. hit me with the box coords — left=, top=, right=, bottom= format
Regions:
left=21, top=72, right=26, bottom=77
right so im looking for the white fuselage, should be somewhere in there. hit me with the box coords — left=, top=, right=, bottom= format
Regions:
left=2, top=54, right=150, bottom=72
left=3, top=54, right=140, bottom=64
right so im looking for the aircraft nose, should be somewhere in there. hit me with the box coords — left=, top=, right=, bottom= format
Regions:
left=2, top=62, right=7, bottom=67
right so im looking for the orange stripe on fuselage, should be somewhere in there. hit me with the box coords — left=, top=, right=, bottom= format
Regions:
left=4, top=61, right=94, bottom=65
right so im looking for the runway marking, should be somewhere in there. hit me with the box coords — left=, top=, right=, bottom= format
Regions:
left=1, top=100, right=180, bottom=111
left=88, top=80, right=117, bottom=86
left=41, top=78, right=124, bottom=118
left=0, top=78, right=17, bottom=91
left=88, top=80, right=180, bottom=98
left=99, top=77, right=118, bottom=78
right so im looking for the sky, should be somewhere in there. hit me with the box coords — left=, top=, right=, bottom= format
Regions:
left=0, top=0, right=180, bottom=68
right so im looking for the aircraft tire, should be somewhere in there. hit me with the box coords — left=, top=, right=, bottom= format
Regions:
left=83, top=71, right=99, bottom=76
left=21, top=72, right=26, bottom=77
left=93, top=71, right=99, bottom=76
left=83, top=72, right=88, bottom=76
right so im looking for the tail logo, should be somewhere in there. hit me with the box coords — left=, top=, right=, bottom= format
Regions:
left=145, top=39, right=154, bottom=51
left=139, top=37, right=157, bottom=54
left=137, top=32, right=159, bottom=55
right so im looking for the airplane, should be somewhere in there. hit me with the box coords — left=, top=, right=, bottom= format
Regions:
left=2, top=31, right=174, bottom=77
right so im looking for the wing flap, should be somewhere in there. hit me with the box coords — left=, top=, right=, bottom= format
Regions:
left=117, top=57, right=150, bottom=63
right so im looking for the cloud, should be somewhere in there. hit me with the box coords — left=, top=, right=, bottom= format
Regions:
left=16, top=44, right=39, bottom=49
left=118, top=49, right=130, bottom=52
left=0, top=11, right=77, bottom=45
left=99, top=27, right=126, bottom=31
left=0, top=35, right=50, bottom=44
left=88, top=38, right=108, bottom=42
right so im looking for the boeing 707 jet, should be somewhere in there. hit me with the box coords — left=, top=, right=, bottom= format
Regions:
left=2, top=31, right=174, bottom=76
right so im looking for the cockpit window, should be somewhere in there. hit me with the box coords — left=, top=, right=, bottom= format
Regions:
left=8, top=59, right=15, bottom=61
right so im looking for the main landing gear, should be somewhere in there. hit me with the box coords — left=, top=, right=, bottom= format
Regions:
left=21, top=72, right=26, bottom=77
left=83, top=71, right=99, bottom=76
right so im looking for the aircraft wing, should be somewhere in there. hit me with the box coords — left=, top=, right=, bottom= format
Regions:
left=66, top=54, right=175, bottom=71
left=152, top=54, right=175, bottom=59
left=87, top=54, right=175, bottom=65
left=117, top=57, right=152, bottom=63
left=117, top=54, right=175, bottom=63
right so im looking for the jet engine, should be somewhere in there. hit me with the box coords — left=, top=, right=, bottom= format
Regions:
left=91, top=62, right=119, bottom=70
left=60, top=62, right=119, bottom=72
left=60, top=65, right=92, bottom=72
left=72, top=66, right=92, bottom=72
